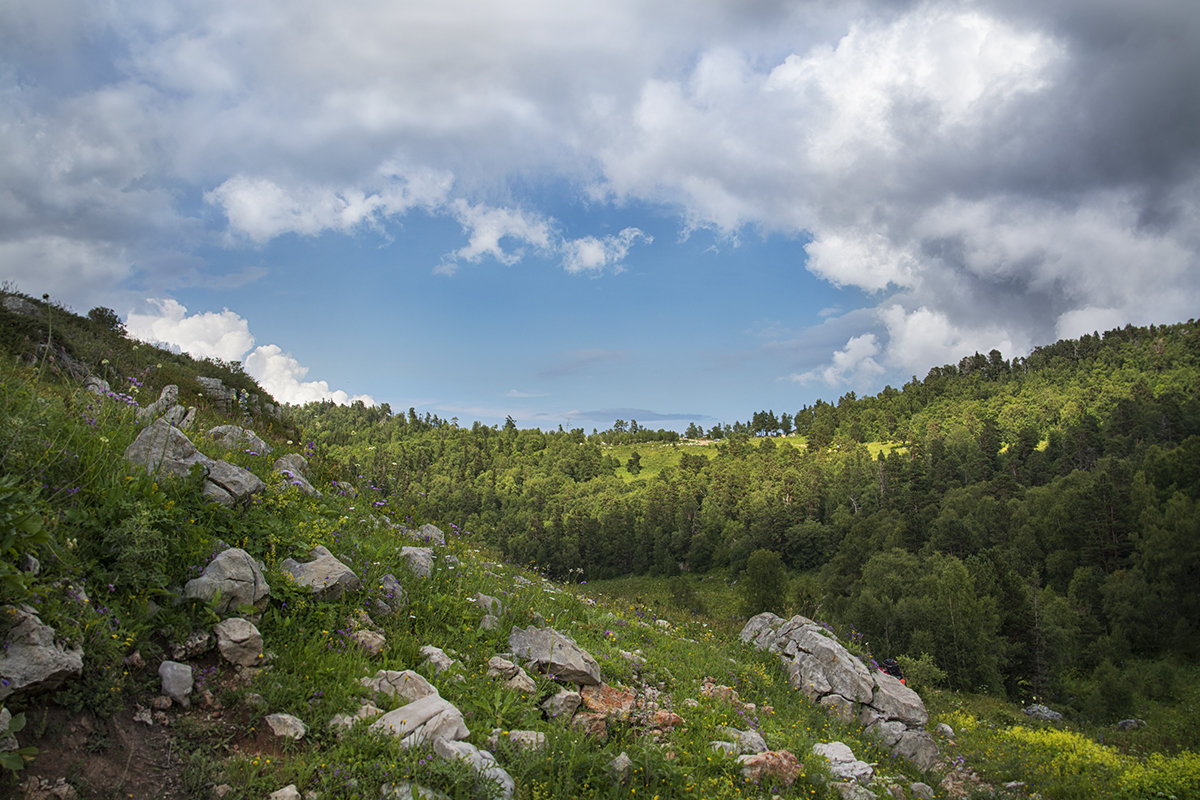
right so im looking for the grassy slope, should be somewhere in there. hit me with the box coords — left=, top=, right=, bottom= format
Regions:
left=2, top=295, right=1195, bottom=799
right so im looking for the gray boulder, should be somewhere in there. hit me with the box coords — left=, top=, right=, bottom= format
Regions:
left=136, top=385, right=179, bottom=422
left=158, top=660, right=193, bottom=708
left=541, top=689, right=582, bottom=720
left=508, top=626, right=601, bottom=686
left=360, top=669, right=437, bottom=702
left=274, top=454, right=320, bottom=496
left=400, top=547, right=434, bottom=579
left=202, top=460, right=267, bottom=506
left=214, top=618, right=263, bottom=667
left=265, top=713, right=307, bottom=740
left=813, top=741, right=873, bottom=784
left=414, top=523, right=445, bottom=545
left=280, top=545, right=361, bottom=600
left=183, top=548, right=270, bottom=614
left=375, top=574, right=408, bottom=616
left=433, top=738, right=514, bottom=800
left=370, top=693, right=469, bottom=747
left=0, top=606, right=84, bottom=701
left=125, top=418, right=208, bottom=477
left=208, top=425, right=272, bottom=455
left=1024, top=703, right=1063, bottom=722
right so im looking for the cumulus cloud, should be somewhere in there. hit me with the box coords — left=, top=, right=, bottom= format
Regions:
left=790, top=333, right=885, bottom=388
left=126, top=299, right=255, bottom=362
left=244, top=344, right=376, bottom=407
left=561, top=228, right=651, bottom=274
left=4, top=0, right=1199, bottom=392
left=125, top=299, right=372, bottom=406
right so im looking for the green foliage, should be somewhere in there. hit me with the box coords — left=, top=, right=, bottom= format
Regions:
left=0, top=708, right=37, bottom=774
left=0, top=475, right=49, bottom=602
left=739, top=549, right=787, bottom=616
left=895, top=653, right=947, bottom=693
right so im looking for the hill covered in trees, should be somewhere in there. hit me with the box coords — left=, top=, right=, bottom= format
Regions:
left=293, top=319, right=1200, bottom=709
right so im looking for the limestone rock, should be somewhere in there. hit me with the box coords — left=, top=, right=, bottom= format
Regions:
left=213, top=618, right=263, bottom=667
left=158, top=661, right=193, bottom=708
left=125, top=418, right=208, bottom=477
left=414, top=524, right=446, bottom=545
left=352, top=629, right=386, bottom=655
left=265, top=713, right=307, bottom=740
left=0, top=606, right=84, bottom=701
left=737, top=750, right=803, bottom=787
left=1023, top=703, right=1063, bottom=721
left=541, top=689, right=582, bottom=720
left=508, top=626, right=601, bottom=686
left=475, top=593, right=503, bottom=616
left=609, top=751, right=632, bottom=782
left=400, top=547, right=434, bottom=578
left=813, top=741, right=873, bottom=784
left=375, top=574, right=408, bottom=616
left=571, top=711, right=607, bottom=739
left=267, top=785, right=301, bottom=800
left=488, top=728, right=546, bottom=752
left=280, top=545, right=361, bottom=600
left=361, top=669, right=437, bottom=702
left=202, top=460, right=266, bottom=506
left=420, top=645, right=455, bottom=674
left=893, top=729, right=939, bottom=771
left=370, top=694, right=469, bottom=747
left=136, top=385, right=179, bottom=423
left=432, top=738, right=514, bottom=800
left=274, top=453, right=320, bottom=496
left=208, top=425, right=272, bottom=454
left=872, top=670, right=929, bottom=726
left=183, top=548, right=270, bottom=614
left=382, top=783, right=449, bottom=800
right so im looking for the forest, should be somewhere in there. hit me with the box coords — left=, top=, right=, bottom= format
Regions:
left=291, top=320, right=1200, bottom=708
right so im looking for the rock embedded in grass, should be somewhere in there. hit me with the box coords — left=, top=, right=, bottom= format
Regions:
left=157, top=660, right=193, bottom=709
left=279, top=545, right=361, bottom=600
left=213, top=618, right=263, bottom=667
left=265, top=713, right=307, bottom=740
left=0, top=605, right=85, bottom=701
left=183, top=548, right=270, bottom=614
left=507, top=625, right=601, bottom=686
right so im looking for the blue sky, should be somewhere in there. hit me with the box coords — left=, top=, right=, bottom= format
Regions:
left=3, top=0, right=1198, bottom=430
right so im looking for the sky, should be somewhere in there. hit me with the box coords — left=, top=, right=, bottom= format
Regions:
left=2, top=0, right=1198, bottom=430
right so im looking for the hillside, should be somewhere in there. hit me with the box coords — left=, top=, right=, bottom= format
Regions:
left=1, top=289, right=1198, bottom=799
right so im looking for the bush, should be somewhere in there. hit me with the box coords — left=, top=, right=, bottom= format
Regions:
left=897, top=652, right=948, bottom=692
left=740, top=548, right=787, bottom=616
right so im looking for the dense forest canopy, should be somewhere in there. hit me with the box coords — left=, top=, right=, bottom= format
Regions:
left=291, top=320, right=1200, bottom=703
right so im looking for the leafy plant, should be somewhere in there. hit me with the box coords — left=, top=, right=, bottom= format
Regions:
left=0, top=475, right=49, bottom=602
left=0, top=708, right=37, bottom=773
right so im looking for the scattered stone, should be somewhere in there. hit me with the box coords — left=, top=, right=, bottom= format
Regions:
left=151, top=695, right=173, bottom=711
left=581, top=683, right=636, bottom=719
left=508, top=626, right=601, bottom=686
left=265, top=713, right=307, bottom=740
left=475, top=593, right=503, bottom=616
left=275, top=454, right=320, bottom=496
left=813, top=741, right=873, bottom=784
left=414, top=523, right=446, bottom=545
left=370, top=694, right=469, bottom=747
left=728, top=727, right=768, bottom=754
left=609, top=751, right=632, bottom=782
left=267, top=785, right=301, bottom=800
left=158, top=661, right=193, bottom=709
left=214, top=618, right=263, bottom=667
left=208, top=425, right=273, bottom=455
left=201, top=460, right=266, bottom=506
left=1117, top=718, right=1145, bottom=731
left=361, top=669, right=437, bottom=702
left=374, top=574, right=408, bottom=616
left=649, top=709, right=686, bottom=732
left=212, top=784, right=234, bottom=798
left=136, top=385, right=180, bottom=423
left=183, top=548, right=271, bottom=614
left=0, top=605, right=84, bottom=701
left=170, top=630, right=213, bottom=661
left=934, top=722, right=955, bottom=738
left=572, top=711, right=608, bottom=740
left=280, top=545, right=361, bottom=600
left=420, top=645, right=456, bottom=674
left=480, top=614, right=499, bottom=631
left=400, top=547, right=434, bottom=578
left=541, top=689, right=582, bottom=720
left=737, top=750, right=803, bottom=787
left=352, top=629, right=387, bottom=655
left=432, top=738, right=514, bottom=800
left=124, top=418, right=207, bottom=477
left=487, top=729, right=546, bottom=752
left=382, top=783, right=449, bottom=800
left=710, top=741, right=739, bottom=756
left=132, top=706, right=153, bottom=726
left=911, top=782, right=935, bottom=800
left=893, top=729, right=939, bottom=771
left=1023, top=704, right=1063, bottom=722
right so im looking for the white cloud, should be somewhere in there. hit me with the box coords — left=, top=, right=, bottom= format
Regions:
left=125, top=299, right=372, bottom=406
left=790, top=333, right=884, bottom=388
left=561, top=227, right=651, bottom=274
left=506, top=389, right=545, bottom=398
left=244, top=344, right=375, bottom=407
left=126, top=298, right=255, bottom=362
left=879, top=304, right=1018, bottom=375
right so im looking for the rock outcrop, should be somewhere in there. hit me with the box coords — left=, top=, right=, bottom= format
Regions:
left=183, top=548, right=271, bottom=614
left=280, top=546, right=361, bottom=600
left=0, top=606, right=84, bottom=701
left=508, top=626, right=601, bottom=686
left=125, top=419, right=265, bottom=506
left=741, top=613, right=938, bottom=771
